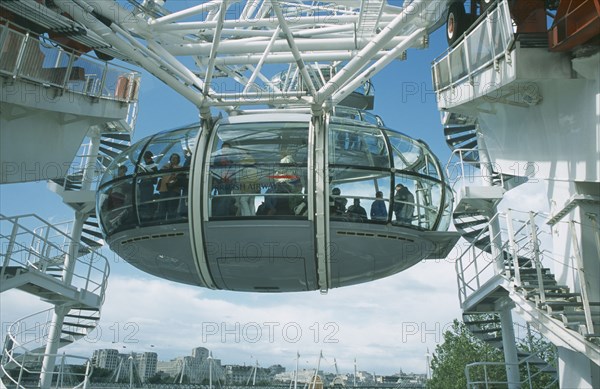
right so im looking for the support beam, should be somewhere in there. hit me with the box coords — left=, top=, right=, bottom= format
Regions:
left=271, top=1, right=318, bottom=99
left=332, top=28, right=424, bottom=106
left=498, top=302, right=520, bottom=389
left=310, top=112, right=330, bottom=292
left=53, top=0, right=206, bottom=107
left=203, top=0, right=228, bottom=99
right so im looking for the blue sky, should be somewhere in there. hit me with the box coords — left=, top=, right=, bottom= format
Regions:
left=0, top=9, right=472, bottom=375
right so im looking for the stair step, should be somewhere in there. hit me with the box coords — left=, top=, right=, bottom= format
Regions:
left=62, top=329, right=85, bottom=336
left=444, top=124, right=477, bottom=136
left=470, top=328, right=502, bottom=334
left=80, top=235, right=102, bottom=248
left=101, top=132, right=131, bottom=141
left=63, top=321, right=96, bottom=329
left=448, top=138, right=478, bottom=151
left=521, top=278, right=559, bottom=285
left=454, top=211, right=490, bottom=219
left=71, top=306, right=100, bottom=312
left=481, top=336, right=503, bottom=343
left=100, top=139, right=130, bottom=151
left=544, top=301, right=584, bottom=308
left=462, top=229, right=489, bottom=239
left=84, top=220, right=100, bottom=228
left=543, top=292, right=581, bottom=298
left=446, top=132, right=477, bottom=145
left=464, top=319, right=501, bottom=325
left=59, top=337, right=75, bottom=344
left=82, top=227, right=103, bottom=239
left=517, top=272, right=554, bottom=278
left=65, top=314, right=99, bottom=320
left=99, top=146, right=121, bottom=159
left=518, top=267, right=551, bottom=274
left=523, top=283, right=570, bottom=289
left=559, top=311, right=600, bottom=319
left=454, top=219, right=489, bottom=229
left=461, top=150, right=480, bottom=162
left=520, top=277, right=558, bottom=284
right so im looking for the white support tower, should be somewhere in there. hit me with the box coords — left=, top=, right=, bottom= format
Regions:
left=433, top=0, right=600, bottom=387
left=0, top=5, right=140, bottom=387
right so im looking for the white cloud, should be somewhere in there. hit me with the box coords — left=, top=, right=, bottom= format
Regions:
left=50, top=257, right=461, bottom=375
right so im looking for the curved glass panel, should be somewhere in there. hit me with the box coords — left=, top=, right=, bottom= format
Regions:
left=98, top=115, right=452, bottom=237
left=328, top=123, right=450, bottom=231
left=386, top=131, right=424, bottom=171
left=329, top=167, right=391, bottom=222
left=208, top=122, right=308, bottom=218
left=98, top=178, right=135, bottom=235
left=97, top=125, right=199, bottom=235
left=329, top=124, right=389, bottom=169
left=99, top=141, right=145, bottom=186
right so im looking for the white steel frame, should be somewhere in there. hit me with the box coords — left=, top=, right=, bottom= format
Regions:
left=50, top=0, right=449, bottom=117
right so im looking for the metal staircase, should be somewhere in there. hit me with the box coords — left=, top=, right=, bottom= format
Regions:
left=453, top=208, right=600, bottom=383
left=1, top=214, right=110, bottom=388
left=1, top=15, right=138, bottom=388
left=462, top=313, right=559, bottom=387
left=444, top=116, right=599, bottom=384
left=356, top=0, right=386, bottom=40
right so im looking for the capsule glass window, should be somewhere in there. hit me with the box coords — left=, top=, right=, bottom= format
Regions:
left=208, top=122, right=308, bottom=218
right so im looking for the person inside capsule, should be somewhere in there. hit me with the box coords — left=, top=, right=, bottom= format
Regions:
left=98, top=111, right=453, bottom=234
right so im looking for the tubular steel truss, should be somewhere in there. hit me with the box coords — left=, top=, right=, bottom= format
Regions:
left=39, top=0, right=450, bottom=114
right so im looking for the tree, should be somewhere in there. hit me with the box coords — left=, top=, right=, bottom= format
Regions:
left=427, top=319, right=504, bottom=389
left=428, top=318, right=559, bottom=389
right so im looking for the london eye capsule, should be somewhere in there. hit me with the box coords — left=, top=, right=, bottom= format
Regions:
left=97, top=107, right=459, bottom=292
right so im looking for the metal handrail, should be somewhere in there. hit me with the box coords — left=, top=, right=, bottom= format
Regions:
left=0, top=214, right=110, bottom=300
left=431, top=0, right=515, bottom=93
left=455, top=211, right=510, bottom=305
left=454, top=210, right=551, bottom=305
left=465, top=357, right=558, bottom=389
left=0, top=21, right=141, bottom=104
left=455, top=207, right=598, bottom=339
left=446, top=148, right=504, bottom=192
left=1, top=348, right=92, bottom=389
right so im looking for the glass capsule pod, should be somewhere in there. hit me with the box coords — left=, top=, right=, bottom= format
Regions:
left=97, top=108, right=458, bottom=292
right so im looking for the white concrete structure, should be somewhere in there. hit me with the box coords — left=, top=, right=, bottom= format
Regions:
left=432, top=1, right=599, bottom=387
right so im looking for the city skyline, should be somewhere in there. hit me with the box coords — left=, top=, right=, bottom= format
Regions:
left=89, top=345, right=426, bottom=384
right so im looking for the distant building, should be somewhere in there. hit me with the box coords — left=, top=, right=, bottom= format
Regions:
left=156, top=347, right=224, bottom=384
left=225, top=364, right=275, bottom=384
left=91, top=349, right=157, bottom=383
left=134, top=352, right=158, bottom=382
left=275, top=369, right=322, bottom=384
left=91, top=349, right=119, bottom=370
left=192, top=346, right=209, bottom=360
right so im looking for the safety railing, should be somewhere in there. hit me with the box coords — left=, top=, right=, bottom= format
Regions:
left=446, top=148, right=504, bottom=193
left=1, top=348, right=92, bottom=389
left=466, top=339, right=558, bottom=389
left=455, top=211, right=508, bottom=305
left=50, top=138, right=114, bottom=193
left=0, top=21, right=141, bottom=107
left=432, top=0, right=515, bottom=93
left=0, top=213, right=110, bottom=301
left=455, top=209, right=551, bottom=306
left=466, top=359, right=557, bottom=389
left=3, top=309, right=55, bottom=364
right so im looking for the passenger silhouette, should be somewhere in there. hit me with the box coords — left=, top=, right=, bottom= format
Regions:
left=347, top=198, right=367, bottom=222
left=370, top=191, right=388, bottom=221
